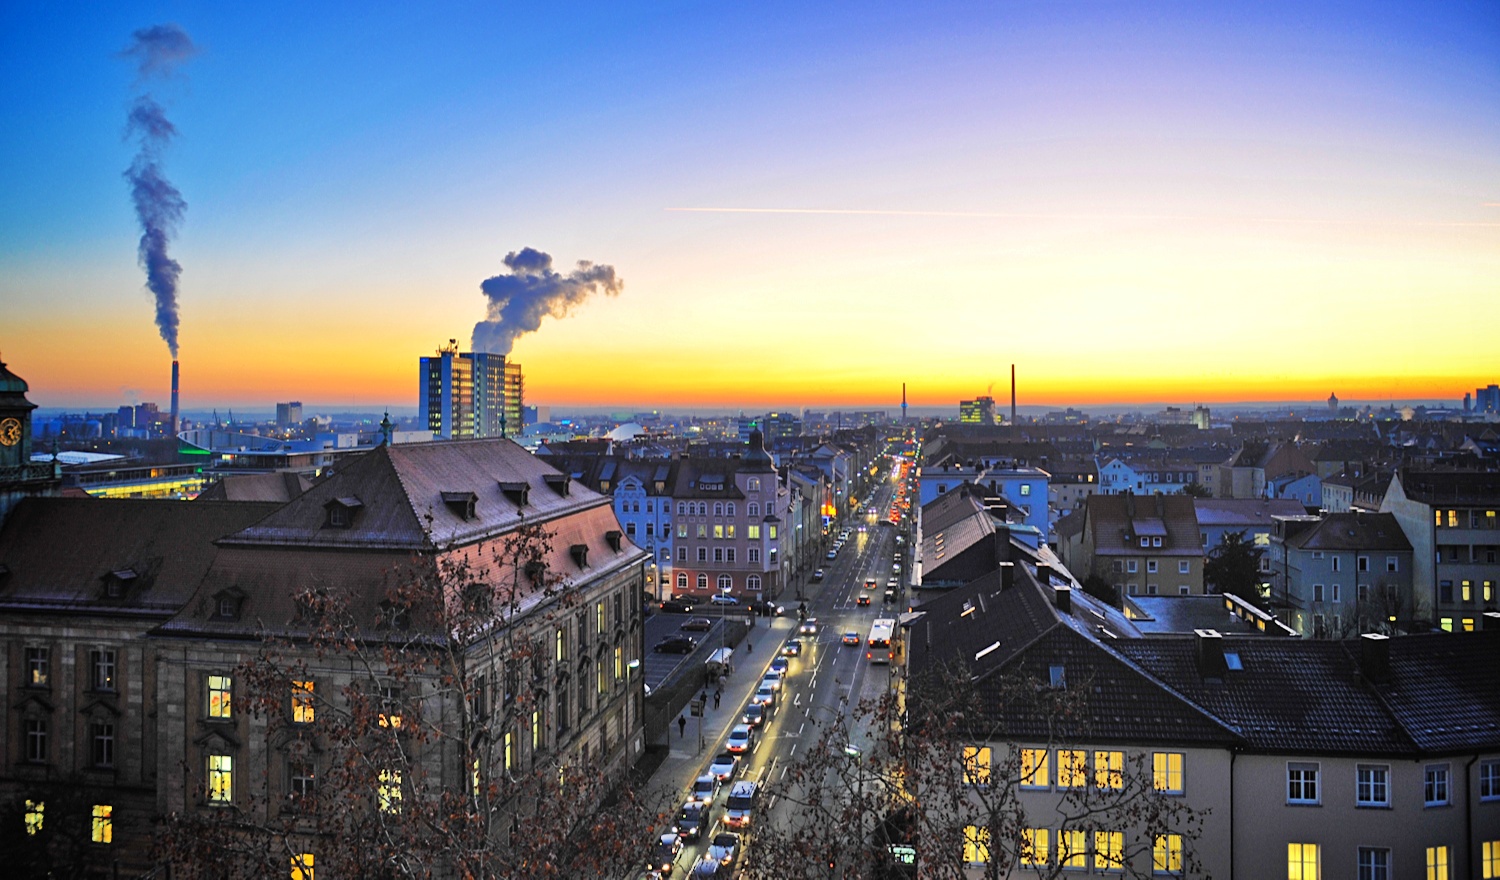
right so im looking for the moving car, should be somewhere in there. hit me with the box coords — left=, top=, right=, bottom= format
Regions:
left=680, top=617, right=714, bottom=632
left=769, top=656, right=789, bottom=677
left=781, top=639, right=803, bottom=657
left=857, top=595, right=871, bottom=606
left=660, top=597, right=697, bottom=613
left=726, top=724, right=753, bottom=754
left=709, top=752, right=739, bottom=781
left=689, top=856, right=722, bottom=877
left=811, top=569, right=825, bottom=582
left=842, top=631, right=861, bottom=646
left=651, top=833, right=683, bottom=874
left=760, top=672, right=782, bottom=692
left=724, top=781, right=759, bottom=829
left=675, top=801, right=707, bottom=841
left=884, top=589, right=896, bottom=604
left=654, top=636, right=697, bottom=654
left=752, top=684, right=776, bottom=707
left=707, top=830, right=742, bottom=866
left=826, top=549, right=838, bottom=560
left=690, top=773, right=720, bottom=804
left=864, top=578, right=877, bottom=590
left=750, top=599, right=784, bottom=616
left=741, top=703, right=766, bottom=729
left=799, top=618, right=819, bottom=635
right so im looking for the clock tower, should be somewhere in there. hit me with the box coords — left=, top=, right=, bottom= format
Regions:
left=0, top=358, right=61, bottom=527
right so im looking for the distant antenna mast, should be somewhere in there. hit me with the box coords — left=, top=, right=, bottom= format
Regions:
left=1011, top=364, right=1017, bottom=440
left=901, top=382, right=907, bottom=424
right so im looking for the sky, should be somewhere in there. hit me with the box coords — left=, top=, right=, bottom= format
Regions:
left=2, top=1, right=1497, bottom=413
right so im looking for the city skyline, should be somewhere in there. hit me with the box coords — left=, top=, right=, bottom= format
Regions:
left=3, top=2, right=1497, bottom=410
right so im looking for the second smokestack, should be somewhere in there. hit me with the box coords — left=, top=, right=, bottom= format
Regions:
left=170, top=359, right=179, bottom=436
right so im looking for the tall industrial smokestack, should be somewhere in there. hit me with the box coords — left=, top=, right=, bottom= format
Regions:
left=1010, top=364, right=1017, bottom=440
left=902, top=382, right=907, bottom=424
left=170, top=359, right=179, bottom=436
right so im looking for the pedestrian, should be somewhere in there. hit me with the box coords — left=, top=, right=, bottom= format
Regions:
left=713, top=691, right=721, bottom=710
left=678, top=715, right=686, bottom=738
left=747, top=641, right=753, bottom=654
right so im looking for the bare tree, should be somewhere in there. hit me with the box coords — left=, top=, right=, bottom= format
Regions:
left=159, top=520, right=662, bottom=879
left=743, top=663, right=1209, bottom=880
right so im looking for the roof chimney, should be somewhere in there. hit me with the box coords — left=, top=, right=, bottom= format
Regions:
left=1053, top=584, right=1071, bottom=615
left=1483, top=612, right=1500, bottom=631
left=999, top=561, right=1014, bottom=590
left=1359, top=632, right=1392, bottom=684
left=1195, top=629, right=1228, bottom=678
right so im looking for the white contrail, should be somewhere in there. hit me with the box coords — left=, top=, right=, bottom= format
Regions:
left=665, top=206, right=1500, bottom=228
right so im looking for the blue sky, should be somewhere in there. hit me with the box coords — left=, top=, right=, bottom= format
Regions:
left=2, top=2, right=1497, bottom=409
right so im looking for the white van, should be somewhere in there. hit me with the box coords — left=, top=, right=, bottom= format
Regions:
left=724, top=780, right=759, bottom=828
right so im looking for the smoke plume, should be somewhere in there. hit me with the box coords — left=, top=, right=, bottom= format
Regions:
left=121, top=24, right=197, bottom=358
left=472, top=248, right=623, bottom=355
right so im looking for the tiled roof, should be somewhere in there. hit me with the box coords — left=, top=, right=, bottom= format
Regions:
left=195, top=471, right=314, bottom=502
left=0, top=497, right=280, bottom=615
left=1396, top=469, right=1500, bottom=505
left=1286, top=512, right=1411, bottom=553
left=1084, top=494, right=1201, bottom=557
left=1193, top=498, right=1307, bottom=528
left=1382, top=632, right=1500, bottom=752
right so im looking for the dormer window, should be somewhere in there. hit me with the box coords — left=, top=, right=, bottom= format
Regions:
left=500, top=481, right=530, bottom=508
left=570, top=544, right=589, bottom=569
left=605, top=530, right=623, bottom=552
left=441, top=491, right=478, bottom=521
left=525, top=560, right=547, bottom=586
left=212, top=588, right=245, bottom=621
left=102, top=569, right=137, bottom=600
left=544, top=474, right=571, bottom=497
left=324, top=496, right=363, bottom=529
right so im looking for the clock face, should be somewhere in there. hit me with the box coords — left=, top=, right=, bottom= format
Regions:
left=0, top=417, right=20, bottom=447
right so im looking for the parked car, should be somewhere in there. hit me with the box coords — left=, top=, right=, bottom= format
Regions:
left=811, top=569, right=825, bottom=582
left=675, top=802, right=707, bottom=841
left=709, top=752, right=739, bottom=781
left=727, top=724, right=753, bottom=754
left=690, top=773, right=720, bottom=804
left=660, top=597, right=698, bottom=613
left=709, top=594, right=739, bottom=606
left=652, top=833, right=683, bottom=873
left=781, top=639, right=803, bottom=657
left=884, top=589, right=896, bottom=604
left=680, top=617, right=714, bottom=632
left=826, top=549, right=837, bottom=560
left=857, top=595, right=871, bottom=606
left=842, top=631, right=860, bottom=646
left=654, top=636, right=697, bottom=654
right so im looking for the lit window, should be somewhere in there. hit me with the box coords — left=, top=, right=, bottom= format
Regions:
left=208, top=674, right=232, bottom=719
left=1154, top=834, right=1183, bottom=875
left=726, top=525, right=736, bottom=539
left=1154, top=752, right=1184, bottom=794
left=596, top=600, right=605, bottom=634
left=1059, top=830, right=1088, bottom=869
left=92, top=648, right=116, bottom=691
left=1357, top=765, right=1390, bottom=807
left=1094, top=750, right=1124, bottom=789
left=292, top=680, right=315, bottom=723
left=1428, top=845, right=1450, bottom=880
left=91, top=804, right=112, bottom=844
left=1425, top=765, right=1450, bottom=806
left=962, top=825, right=990, bottom=865
left=713, top=525, right=724, bottom=539
left=1021, top=828, right=1049, bottom=867
left=1020, top=748, right=1049, bottom=788
left=208, top=754, right=234, bottom=803
left=1058, top=749, right=1088, bottom=788
left=962, top=746, right=991, bottom=785
left=378, top=768, right=402, bottom=814
left=291, top=852, right=315, bottom=880
left=747, top=524, right=760, bottom=539
left=769, top=525, right=778, bottom=539
left=24, top=800, right=43, bottom=836
left=504, top=731, right=515, bottom=771
left=532, top=710, right=542, bottom=750
left=1358, top=847, right=1389, bottom=880
left=1288, top=762, right=1319, bottom=804
left=1482, top=841, right=1500, bottom=879
left=25, top=646, right=48, bottom=687
left=614, top=646, right=623, bottom=682
left=1288, top=842, right=1319, bottom=879
left=1094, top=831, right=1123, bottom=872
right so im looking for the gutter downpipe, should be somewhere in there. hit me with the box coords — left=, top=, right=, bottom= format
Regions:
left=1468, top=753, right=1480, bottom=880
left=1229, top=748, right=1237, bottom=880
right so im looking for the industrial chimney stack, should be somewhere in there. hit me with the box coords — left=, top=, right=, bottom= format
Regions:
left=170, top=360, right=180, bottom=436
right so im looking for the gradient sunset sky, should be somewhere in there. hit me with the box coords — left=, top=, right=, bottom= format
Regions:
left=2, top=2, right=1497, bottom=412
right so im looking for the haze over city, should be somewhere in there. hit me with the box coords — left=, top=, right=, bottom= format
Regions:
left=2, top=2, right=1497, bottom=412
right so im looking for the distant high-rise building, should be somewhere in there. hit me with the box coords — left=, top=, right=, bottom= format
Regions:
left=959, top=396, right=996, bottom=425
left=276, top=401, right=303, bottom=428
left=1476, top=384, right=1500, bottom=414
left=418, top=343, right=524, bottom=440
left=134, top=402, right=161, bottom=436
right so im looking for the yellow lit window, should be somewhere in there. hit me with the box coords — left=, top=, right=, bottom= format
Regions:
left=1095, top=750, right=1124, bottom=789
left=1058, top=749, right=1088, bottom=788
left=504, top=731, right=515, bottom=771
left=378, top=685, right=402, bottom=729
left=1059, top=830, right=1088, bottom=869
left=291, top=680, right=315, bottom=724
left=962, top=746, right=991, bottom=785
left=1482, top=840, right=1500, bottom=878
left=1486, top=582, right=1495, bottom=603
left=1154, top=752, right=1184, bottom=793
left=1435, top=510, right=1443, bottom=527
left=726, top=525, right=736, bottom=538
left=1154, top=834, right=1183, bottom=874
left=748, top=525, right=760, bottom=539
left=713, top=525, right=724, bottom=539
left=24, top=799, right=44, bottom=835
left=377, top=769, right=402, bottom=814
left=1094, top=831, right=1123, bottom=871
left=769, top=525, right=778, bottom=539
left=596, top=601, right=605, bottom=634
left=1464, top=581, right=1474, bottom=602
left=614, top=646, right=623, bottom=682
left=291, top=852, right=314, bottom=880
left=208, top=674, right=232, bottom=719
left=556, top=627, right=565, bottom=662
left=1021, top=748, right=1049, bottom=787
left=91, top=804, right=112, bottom=843
left=208, top=755, right=234, bottom=803
left=1428, top=846, right=1450, bottom=880
left=1448, top=510, right=1459, bottom=528
left=470, top=757, right=482, bottom=797
left=1288, top=842, right=1319, bottom=880
left=597, top=661, right=606, bottom=695
left=962, top=825, right=990, bottom=865
left=1022, top=828, right=1050, bottom=867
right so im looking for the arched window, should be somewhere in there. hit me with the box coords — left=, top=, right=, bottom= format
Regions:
left=747, top=575, right=761, bottom=591
left=726, top=502, right=735, bottom=517
left=696, top=574, right=708, bottom=590
left=748, top=502, right=759, bottom=517
left=677, top=573, right=688, bottom=589
left=717, top=574, right=732, bottom=591
left=713, top=503, right=723, bottom=517
left=677, top=502, right=687, bottom=515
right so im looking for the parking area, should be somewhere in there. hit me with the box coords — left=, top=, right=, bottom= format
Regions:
left=645, top=610, right=732, bottom=690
